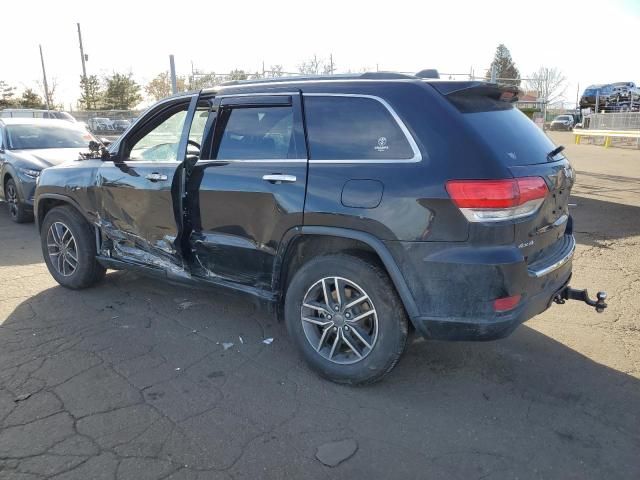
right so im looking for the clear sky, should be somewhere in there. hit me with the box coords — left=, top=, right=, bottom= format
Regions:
left=2, top=0, right=639, bottom=109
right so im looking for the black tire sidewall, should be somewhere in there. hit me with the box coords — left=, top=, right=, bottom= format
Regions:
left=41, top=206, right=104, bottom=289
left=284, top=254, right=408, bottom=384
left=6, top=178, right=32, bottom=223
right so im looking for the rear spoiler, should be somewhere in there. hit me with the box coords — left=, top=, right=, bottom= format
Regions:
left=429, top=81, right=521, bottom=103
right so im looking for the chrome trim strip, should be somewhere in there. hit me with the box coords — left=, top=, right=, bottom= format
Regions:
left=197, top=159, right=306, bottom=164
left=527, top=235, right=576, bottom=278
left=215, top=91, right=299, bottom=98
left=303, top=93, right=422, bottom=164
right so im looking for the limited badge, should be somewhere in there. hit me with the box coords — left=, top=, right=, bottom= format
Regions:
left=375, top=136, right=389, bottom=152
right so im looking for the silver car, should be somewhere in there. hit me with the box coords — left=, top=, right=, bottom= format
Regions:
left=0, top=118, right=96, bottom=222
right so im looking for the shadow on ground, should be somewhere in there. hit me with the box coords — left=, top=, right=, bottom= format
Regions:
left=570, top=194, right=640, bottom=247
left=0, top=206, right=41, bottom=268
left=0, top=271, right=638, bottom=479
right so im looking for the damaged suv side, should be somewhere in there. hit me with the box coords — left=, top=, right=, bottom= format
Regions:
left=35, top=74, right=606, bottom=384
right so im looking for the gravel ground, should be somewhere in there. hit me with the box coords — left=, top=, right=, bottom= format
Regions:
left=0, top=131, right=638, bottom=479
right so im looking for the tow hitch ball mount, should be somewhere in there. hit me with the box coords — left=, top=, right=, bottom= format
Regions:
left=553, top=287, right=607, bottom=313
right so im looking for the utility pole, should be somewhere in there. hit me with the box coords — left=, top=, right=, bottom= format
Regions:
left=490, top=65, right=497, bottom=83
left=169, top=55, right=177, bottom=94
left=39, top=44, right=51, bottom=110
left=77, top=23, right=89, bottom=107
left=329, top=54, right=334, bottom=74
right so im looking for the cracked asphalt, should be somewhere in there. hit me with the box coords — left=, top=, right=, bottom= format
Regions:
left=0, top=132, right=638, bottom=479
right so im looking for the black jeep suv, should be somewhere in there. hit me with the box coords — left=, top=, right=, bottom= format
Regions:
left=34, top=73, right=605, bottom=384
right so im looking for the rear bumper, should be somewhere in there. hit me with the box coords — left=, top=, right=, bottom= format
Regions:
left=385, top=235, right=575, bottom=341
left=412, top=274, right=570, bottom=340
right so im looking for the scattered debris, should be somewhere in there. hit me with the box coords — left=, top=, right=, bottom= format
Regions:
left=178, top=301, right=198, bottom=310
left=222, top=342, right=234, bottom=350
left=192, top=329, right=197, bottom=333
left=315, top=439, right=358, bottom=467
left=239, top=336, right=244, bottom=344
left=263, top=338, right=274, bottom=345
left=112, top=316, right=119, bottom=320
left=14, top=393, right=32, bottom=403
left=175, top=367, right=181, bottom=371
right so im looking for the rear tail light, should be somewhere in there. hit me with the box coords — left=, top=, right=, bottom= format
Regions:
left=493, top=294, right=521, bottom=312
left=445, top=177, right=548, bottom=222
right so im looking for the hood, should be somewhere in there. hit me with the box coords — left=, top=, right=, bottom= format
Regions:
left=9, top=148, right=86, bottom=169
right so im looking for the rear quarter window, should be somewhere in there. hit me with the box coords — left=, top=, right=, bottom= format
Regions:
left=303, top=96, right=415, bottom=160
left=450, top=96, right=558, bottom=166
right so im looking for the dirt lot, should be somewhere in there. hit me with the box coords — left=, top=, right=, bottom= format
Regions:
left=0, top=131, right=638, bottom=479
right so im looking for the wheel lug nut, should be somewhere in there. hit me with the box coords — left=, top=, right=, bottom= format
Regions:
left=333, top=327, right=337, bottom=331
left=344, top=326, right=349, bottom=331
left=327, top=315, right=332, bottom=320
left=345, top=313, right=350, bottom=318
left=334, top=306, right=339, bottom=311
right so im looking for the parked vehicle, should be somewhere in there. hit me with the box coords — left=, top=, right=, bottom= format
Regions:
left=579, top=84, right=614, bottom=110
left=33, top=73, right=606, bottom=384
left=87, top=117, right=115, bottom=132
left=0, top=118, right=97, bottom=223
left=112, top=119, right=132, bottom=133
left=549, top=114, right=575, bottom=131
left=610, top=82, right=640, bottom=103
left=1, top=109, right=78, bottom=123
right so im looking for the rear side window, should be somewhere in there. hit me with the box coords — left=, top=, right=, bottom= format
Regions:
left=304, top=96, right=414, bottom=160
left=217, top=106, right=295, bottom=160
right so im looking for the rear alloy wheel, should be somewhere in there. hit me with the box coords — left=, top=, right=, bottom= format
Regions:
left=41, top=206, right=106, bottom=289
left=301, top=276, right=379, bottom=365
left=5, top=178, right=32, bottom=223
left=285, top=254, right=408, bottom=384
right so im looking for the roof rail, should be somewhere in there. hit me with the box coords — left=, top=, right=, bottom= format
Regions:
left=220, top=71, right=418, bottom=87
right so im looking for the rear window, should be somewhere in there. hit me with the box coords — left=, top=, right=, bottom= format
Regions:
left=450, top=96, right=559, bottom=166
left=304, top=96, right=414, bottom=160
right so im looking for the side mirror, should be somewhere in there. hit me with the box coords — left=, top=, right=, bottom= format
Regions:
left=100, top=138, right=112, bottom=147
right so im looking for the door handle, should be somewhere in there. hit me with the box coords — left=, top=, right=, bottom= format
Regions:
left=145, top=172, right=168, bottom=182
left=262, top=174, right=296, bottom=184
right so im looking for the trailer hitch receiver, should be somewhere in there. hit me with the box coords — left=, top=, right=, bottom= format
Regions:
left=553, top=287, right=607, bottom=313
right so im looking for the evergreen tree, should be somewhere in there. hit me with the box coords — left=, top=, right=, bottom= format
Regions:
left=486, top=44, right=521, bottom=87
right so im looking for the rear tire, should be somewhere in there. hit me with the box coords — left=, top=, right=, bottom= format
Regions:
left=41, top=206, right=106, bottom=289
left=5, top=178, right=33, bottom=223
left=284, top=254, right=408, bottom=384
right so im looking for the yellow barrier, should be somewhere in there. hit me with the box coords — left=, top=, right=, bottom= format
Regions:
left=574, top=129, right=640, bottom=148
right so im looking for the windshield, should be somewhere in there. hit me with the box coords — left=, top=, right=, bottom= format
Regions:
left=6, top=124, right=95, bottom=150
left=555, top=116, right=572, bottom=121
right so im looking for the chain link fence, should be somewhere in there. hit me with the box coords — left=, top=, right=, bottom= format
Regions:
left=585, top=112, right=640, bottom=131
left=71, top=110, right=140, bottom=135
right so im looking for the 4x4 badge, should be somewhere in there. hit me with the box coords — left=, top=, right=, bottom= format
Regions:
left=375, top=137, right=389, bottom=151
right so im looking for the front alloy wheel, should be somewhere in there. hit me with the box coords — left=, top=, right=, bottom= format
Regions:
left=46, top=221, right=79, bottom=276
left=5, top=181, right=19, bottom=219
left=301, top=276, right=379, bottom=365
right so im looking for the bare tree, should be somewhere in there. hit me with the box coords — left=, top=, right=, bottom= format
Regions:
left=37, top=78, right=60, bottom=109
left=266, top=65, right=284, bottom=77
left=525, top=67, right=567, bottom=106
left=298, top=55, right=322, bottom=75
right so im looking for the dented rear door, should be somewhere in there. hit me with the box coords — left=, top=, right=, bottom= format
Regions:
left=187, top=92, right=307, bottom=290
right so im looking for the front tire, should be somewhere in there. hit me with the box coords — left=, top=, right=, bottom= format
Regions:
left=284, top=254, right=408, bottom=384
left=41, top=206, right=106, bottom=289
left=5, top=178, right=33, bottom=223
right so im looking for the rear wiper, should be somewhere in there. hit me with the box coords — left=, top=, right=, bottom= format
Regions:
left=547, top=145, right=565, bottom=160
